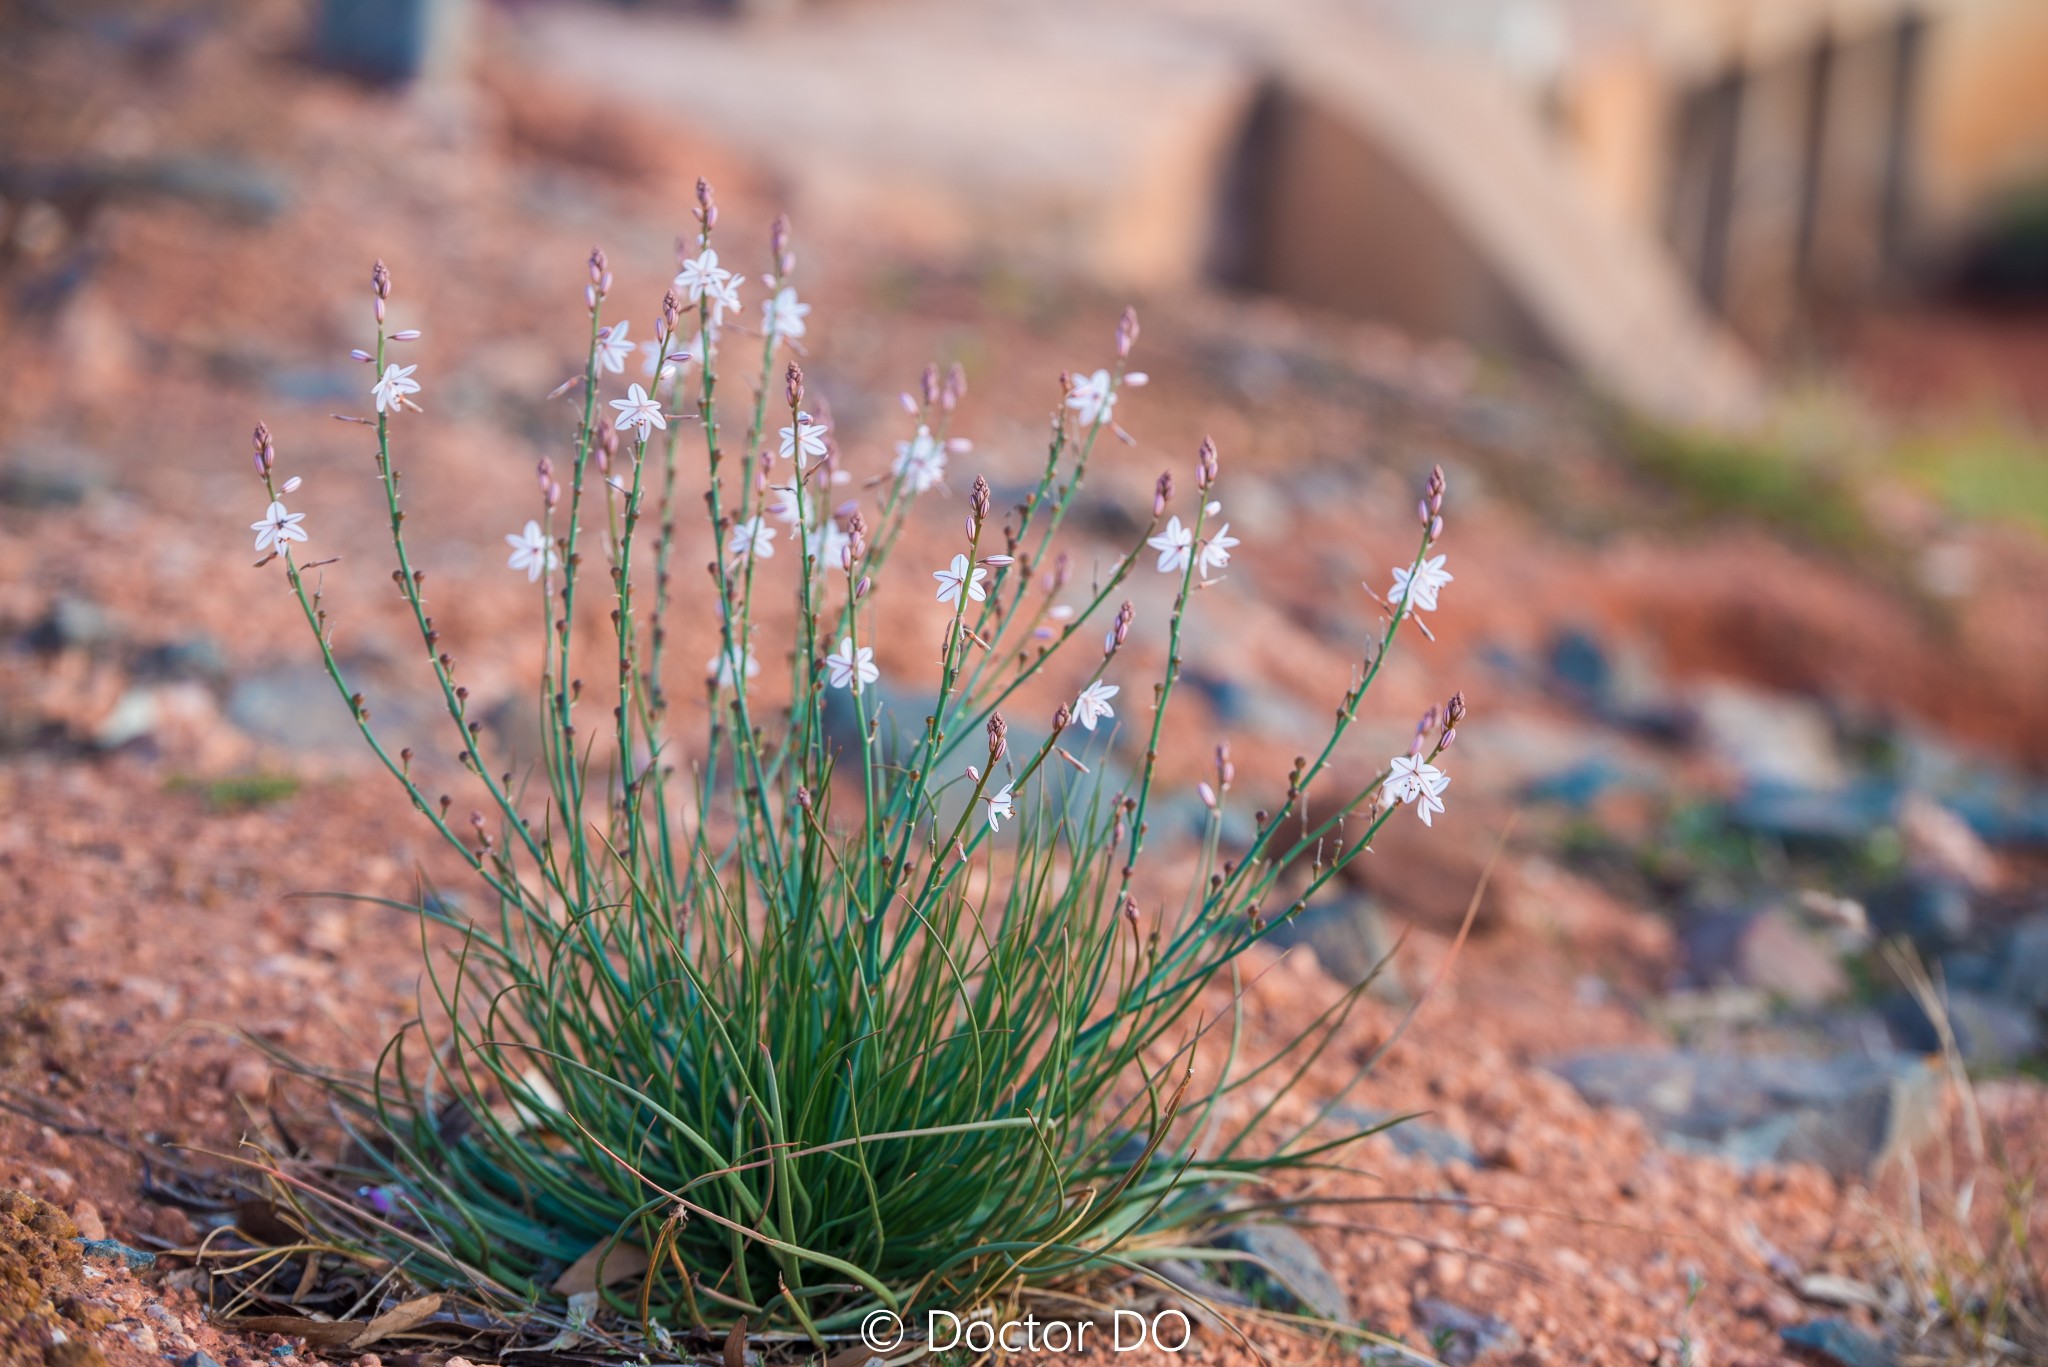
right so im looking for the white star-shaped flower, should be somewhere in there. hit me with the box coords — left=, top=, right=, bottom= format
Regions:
left=708, top=274, right=744, bottom=326
left=807, top=517, right=851, bottom=570
left=251, top=500, right=307, bottom=553
left=505, top=520, right=558, bottom=581
left=765, top=485, right=804, bottom=525
left=824, top=637, right=878, bottom=691
left=892, top=425, right=947, bottom=493
left=726, top=516, right=775, bottom=563
left=1148, top=516, right=1192, bottom=573
left=1072, top=679, right=1119, bottom=732
left=673, top=249, right=730, bottom=303
left=933, top=553, right=988, bottom=605
left=1388, top=553, right=1453, bottom=616
left=778, top=412, right=830, bottom=466
left=761, top=286, right=809, bottom=343
left=371, top=362, right=420, bottom=414
left=985, top=781, right=1015, bottom=832
left=707, top=645, right=761, bottom=687
left=596, top=320, right=634, bottom=375
left=1382, top=754, right=1449, bottom=826
left=609, top=382, right=666, bottom=439
left=1197, top=522, right=1239, bottom=580
left=1066, top=367, right=1116, bottom=427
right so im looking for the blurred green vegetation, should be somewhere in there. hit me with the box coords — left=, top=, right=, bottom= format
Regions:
left=169, top=771, right=300, bottom=810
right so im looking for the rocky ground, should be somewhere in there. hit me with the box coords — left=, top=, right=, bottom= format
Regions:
left=2, top=4, right=2046, bottom=1367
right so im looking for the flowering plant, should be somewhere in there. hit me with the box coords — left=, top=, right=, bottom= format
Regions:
left=245, top=182, right=1464, bottom=1351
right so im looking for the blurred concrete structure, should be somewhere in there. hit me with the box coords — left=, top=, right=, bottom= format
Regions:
left=1534, top=0, right=2048, bottom=346
left=512, top=0, right=1763, bottom=426
left=505, top=0, right=2048, bottom=423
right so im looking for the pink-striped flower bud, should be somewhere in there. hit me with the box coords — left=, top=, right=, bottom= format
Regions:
left=1115, top=306, right=1139, bottom=359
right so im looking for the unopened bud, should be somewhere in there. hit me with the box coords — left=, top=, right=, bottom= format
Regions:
left=252, top=422, right=275, bottom=472
left=349, top=348, right=373, bottom=362
left=945, top=361, right=967, bottom=410
left=694, top=178, right=717, bottom=231
left=1154, top=471, right=1173, bottom=516
left=1196, top=436, right=1219, bottom=490
left=981, top=554, right=1013, bottom=567
left=390, top=328, right=421, bottom=342
left=662, top=287, right=683, bottom=337
left=969, top=474, right=991, bottom=523
left=796, top=785, right=812, bottom=810
left=1198, top=781, right=1217, bottom=810
left=921, top=363, right=941, bottom=409
left=786, top=362, right=804, bottom=410
left=1116, top=305, right=1139, bottom=359
left=855, top=575, right=871, bottom=598
left=987, top=711, right=1008, bottom=762
left=1052, top=702, right=1071, bottom=733
left=1445, top=691, right=1467, bottom=727
left=371, top=259, right=391, bottom=300
left=588, top=247, right=608, bottom=286
left=770, top=214, right=792, bottom=276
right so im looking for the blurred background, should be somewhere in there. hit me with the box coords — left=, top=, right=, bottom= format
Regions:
left=2, top=0, right=2048, bottom=1355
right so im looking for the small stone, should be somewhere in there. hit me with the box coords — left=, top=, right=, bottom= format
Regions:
left=70, top=1200, right=105, bottom=1241
left=1257, top=895, right=1405, bottom=1002
left=1880, top=989, right=2040, bottom=1068
left=180, top=1354, right=227, bottom=1367
left=153, top=1204, right=197, bottom=1246
left=1213, top=1224, right=1350, bottom=1323
left=1865, top=875, right=1973, bottom=953
left=0, top=450, right=105, bottom=508
left=1415, top=1297, right=1523, bottom=1365
left=26, top=596, right=117, bottom=653
left=1780, top=1318, right=1896, bottom=1367
left=226, top=1055, right=273, bottom=1099
left=1996, top=915, right=2048, bottom=1013
left=77, top=1237, right=157, bottom=1269
left=1336, top=1106, right=1480, bottom=1166
left=1679, top=908, right=1847, bottom=1006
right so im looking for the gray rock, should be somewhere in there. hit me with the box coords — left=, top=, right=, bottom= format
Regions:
left=1729, top=779, right=1897, bottom=845
left=1413, top=1298, right=1522, bottom=1365
left=1865, top=875, right=1973, bottom=952
left=1881, top=989, right=2040, bottom=1068
left=1679, top=908, right=1847, bottom=1006
left=1780, top=1318, right=1896, bottom=1367
left=1547, top=1049, right=1940, bottom=1176
left=25, top=595, right=117, bottom=653
left=135, top=635, right=227, bottom=683
left=1180, top=666, right=1320, bottom=738
left=1148, top=1258, right=1256, bottom=1311
left=1213, top=1224, right=1349, bottom=1323
left=315, top=0, right=468, bottom=84
left=178, top=1354, right=226, bottom=1367
left=1695, top=683, right=1848, bottom=790
left=0, top=450, right=104, bottom=508
left=227, top=664, right=364, bottom=752
left=1997, top=915, right=2048, bottom=1013
left=1545, top=628, right=1610, bottom=706
left=1260, top=895, right=1405, bottom=1001
left=75, top=1237, right=155, bottom=1269
left=1333, top=1106, right=1479, bottom=1166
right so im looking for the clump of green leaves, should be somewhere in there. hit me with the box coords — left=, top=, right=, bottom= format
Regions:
left=244, top=185, right=1462, bottom=1349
